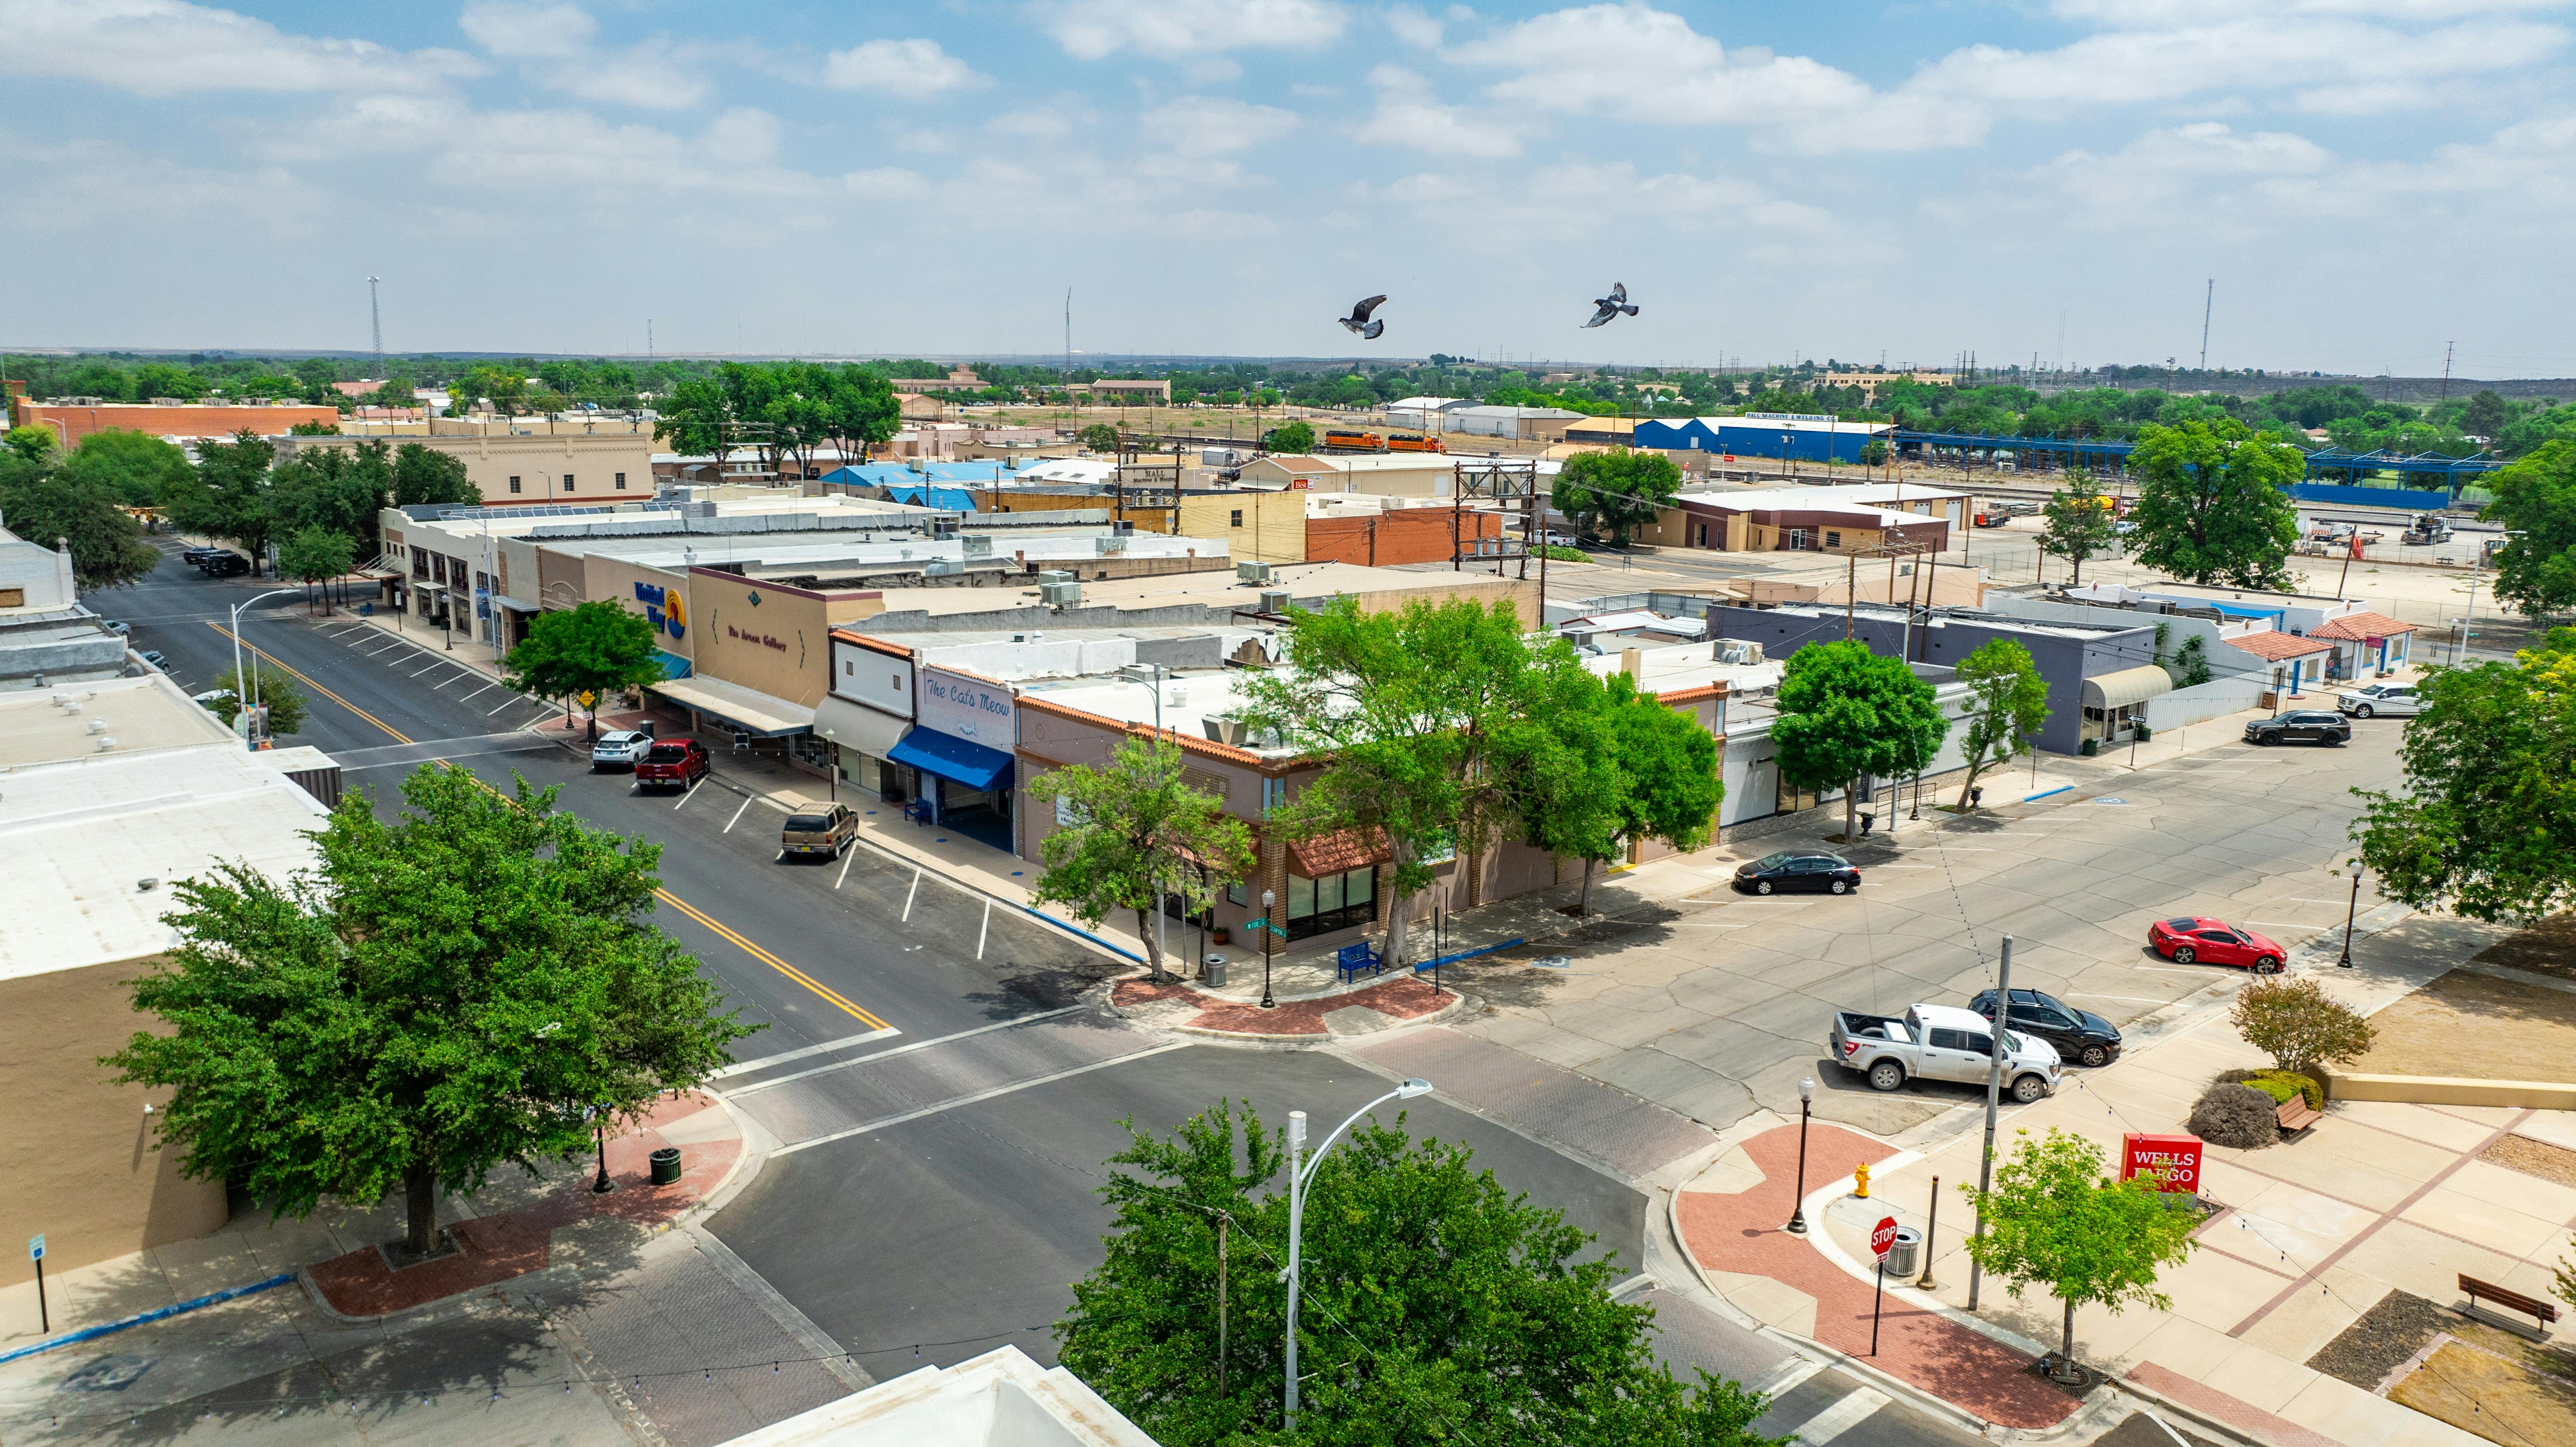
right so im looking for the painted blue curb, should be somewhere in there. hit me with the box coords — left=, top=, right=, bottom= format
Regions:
left=1410, top=936, right=1526, bottom=973
left=1022, top=906, right=1146, bottom=964
left=2022, top=785, right=2072, bottom=802
left=0, top=1273, right=295, bottom=1366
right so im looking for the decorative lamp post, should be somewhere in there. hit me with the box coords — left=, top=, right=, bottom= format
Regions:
left=2338, top=859, right=2363, bottom=968
left=590, top=1106, right=616, bottom=1195
left=1283, top=1079, right=1434, bottom=1432
left=1785, top=1076, right=1816, bottom=1234
left=1259, top=888, right=1276, bottom=1009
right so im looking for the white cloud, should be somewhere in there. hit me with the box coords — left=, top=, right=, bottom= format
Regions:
left=458, top=3, right=709, bottom=110
left=1142, top=96, right=1298, bottom=156
left=822, top=37, right=988, bottom=98
left=1040, top=0, right=1347, bottom=59
left=0, top=132, right=323, bottom=234
left=550, top=38, right=708, bottom=109
left=1354, top=65, right=1521, bottom=157
left=458, top=0, right=592, bottom=58
left=1383, top=4, right=1444, bottom=48
left=0, top=0, right=479, bottom=94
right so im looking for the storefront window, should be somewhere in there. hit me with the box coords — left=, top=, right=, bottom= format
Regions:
left=1286, top=867, right=1376, bottom=940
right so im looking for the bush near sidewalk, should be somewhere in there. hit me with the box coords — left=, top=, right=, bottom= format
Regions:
left=2217, top=1066, right=2324, bottom=1110
left=2231, top=975, right=2376, bottom=1078
left=2190, top=1083, right=2282, bottom=1149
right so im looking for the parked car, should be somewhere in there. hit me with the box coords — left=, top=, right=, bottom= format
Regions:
left=2337, top=682, right=2421, bottom=719
left=2244, top=710, right=2350, bottom=746
left=180, top=547, right=229, bottom=565
left=1829, top=1003, right=2061, bottom=1102
left=137, top=650, right=167, bottom=670
left=103, top=619, right=130, bottom=636
left=2148, top=916, right=2286, bottom=973
left=1967, top=987, right=2123, bottom=1067
left=780, top=803, right=859, bottom=860
left=632, top=739, right=710, bottom=791
left=1734, top=851, right=1862, bottom=895
left=197, top=552, right=250, bottom=577
left=590, top=725, right=658, bottom=770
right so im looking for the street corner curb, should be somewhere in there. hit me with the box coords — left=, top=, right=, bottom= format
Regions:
left=2102, top=1379, right=2273, bottom=1447
left=685, top=1091, right=768, bottom=1222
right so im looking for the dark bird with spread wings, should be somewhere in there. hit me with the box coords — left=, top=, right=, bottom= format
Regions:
left=1338, top=294, right=1387, bottom=340
left=1583, top=282, right=1639, bottom=328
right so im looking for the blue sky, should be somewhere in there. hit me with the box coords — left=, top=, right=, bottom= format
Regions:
left=4, top=0, right=2573, bottom=377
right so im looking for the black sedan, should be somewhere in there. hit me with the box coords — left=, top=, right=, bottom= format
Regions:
left=2244, top=709, right=2350, bottom=746
left=1968, top=987, right=2123, bottom=1067
left=1733, top=851, right=1861, bottom=895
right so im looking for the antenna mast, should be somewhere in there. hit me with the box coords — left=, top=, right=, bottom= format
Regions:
left=367, top=276, right=383, bottom=372
left=2198, top=278, right=2213, bottom=373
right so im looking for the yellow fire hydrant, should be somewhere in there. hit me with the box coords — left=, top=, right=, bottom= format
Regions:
left=1853, top=1162, right=1871, bottom=1198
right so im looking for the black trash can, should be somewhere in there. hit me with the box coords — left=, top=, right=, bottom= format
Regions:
left=649, top=1147, right=683, bottom=1186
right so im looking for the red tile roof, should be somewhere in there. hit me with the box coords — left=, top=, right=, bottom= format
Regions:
left=1288, top=828, right=1391, bottom=877
left=2310, top=610, right=2418, bottom=640
left=2224, top=629, right=2334, bottom=661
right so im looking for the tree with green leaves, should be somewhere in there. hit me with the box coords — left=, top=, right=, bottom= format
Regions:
left=2231, top=976, right=2374, bottom=1076
left=653, top=373, right=738, bottom=469
left=816, top=364, right=901, bottom=466
left=0, top=444, right=161, bottom=590
left=1553, top=449, right=1682, bottom=546
left=1262, top=420, right=1315, bottom=454
left=106, top=765, right=755, bottom=1256
left=2351, top=628, right=2576, bottom=920
left=2480, top=441, right=2576, bottom=620
left=1058, top=1100, right=1785, bottom=1446
left=277, top=526, right=357, bottom=614
left=1952, top=638, right=2050, bottom=810
left=1235, top=596, right=1595, bottom=967
left=2461, top=390, right=2511, bottom=442
left=1957, top=1128, right=2199, bottom=1383
left=391, top=443, right=480, bottom=508
left=1079, top=422, right=1122, bottom=452
left=61, top=428, right=195, bottom=509
left=163, top=431, right=277, bottom=572
left=5, top=425, right=60, bottom=463
left=502, top=599, right=666, bottom=738
left=1033, top=738, right=1256, bottom=983
left=2038, top=471, right=2117, bottom=587
left=2127, top=418, right=2303, bottom=589
left=199, top=662, right=309, bottom=738
left=268, top=439, right=395, bottom=556
left=1772, top=640, right=1950, bottom=843
left=1521, top=672, right=1723, bottom=915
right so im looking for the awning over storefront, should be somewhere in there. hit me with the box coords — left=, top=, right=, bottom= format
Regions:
left=653, top=649, right=692, bottom=680
left=648, top=674, right=814, bottom=736
left=1288, top=828, right=1392, bottom=877
left=888, top=728, right=1013, bottom=792
left=813, top=694, right=911, bottom=757
left=2081, top=665, right=2174, bottom=711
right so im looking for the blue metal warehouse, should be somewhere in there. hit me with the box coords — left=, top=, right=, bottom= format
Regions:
left=1634, top=414, right=1894, bottom=465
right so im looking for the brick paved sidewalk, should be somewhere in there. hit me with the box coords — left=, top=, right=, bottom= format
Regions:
left=1674, top=1122, right=2082, bottom=1430
left=1111, top=973, right=1461, bottom=1039
left=308, top=1091, right=742, bottom=1318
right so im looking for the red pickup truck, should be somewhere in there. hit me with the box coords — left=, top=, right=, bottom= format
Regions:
left=633, top=739, right=710, bottom=791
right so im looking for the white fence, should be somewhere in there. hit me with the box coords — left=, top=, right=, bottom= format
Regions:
left=2143, top=676, right=2267, bottom=732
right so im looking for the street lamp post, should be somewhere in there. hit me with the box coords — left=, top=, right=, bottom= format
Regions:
left=590, top=1107, right=616, bottom=1194
left=2338, top=859, right=2363, bottom=968
left=1785, top=1076, right=1816, bottom=1234
left=228, top=588, right=306, bottom=745
left=1259, top=888, right=1276, bottom=1009
left=1283, top=1079, right=1434, bottom=1432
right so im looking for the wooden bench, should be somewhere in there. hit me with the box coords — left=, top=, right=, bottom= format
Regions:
left=2460, top=1274, right=2558, bottom=1340
left=2275, top=1096, right=2322, bottom=1133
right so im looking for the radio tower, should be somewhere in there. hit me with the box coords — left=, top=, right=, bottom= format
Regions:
left=367, top=276, right=384, bottom=374
left=2197, top=278, right=2213, bottom=374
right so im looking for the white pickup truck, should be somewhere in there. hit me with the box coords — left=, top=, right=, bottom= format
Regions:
left=1829, top=1003, right=2062, bottom=1104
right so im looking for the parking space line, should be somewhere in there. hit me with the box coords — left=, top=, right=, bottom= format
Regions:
left=977, top=898, right=991, bottom=959
left=725, top=1006, right=1089, bottom=1097
left=673, top=779, right=701, bottom=810
left=462, top=681, right=500, bottom=701
left=487, top=696, right=522, bottom=715
left=902, top=869, right=921, bottom=921
left=724, top=794, right=753, bottom=833
left=835, top=849, right=855, bottom=890
left=770, top=1042, right=1190, bottom=1156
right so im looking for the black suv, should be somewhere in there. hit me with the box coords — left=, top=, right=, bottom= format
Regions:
left=1968, top=987, right=2124, bottom=1067
left=2244, top=709, right=2350, bottom=746
left=196, top=552, right=250, bottom=577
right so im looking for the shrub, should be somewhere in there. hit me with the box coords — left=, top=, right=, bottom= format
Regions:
left=2231, top=976, right=2375, bottom=1074
left=2189, top=1083, right=2281, bottom=1149
left=2248, top=1070, right=2323, bottom=1110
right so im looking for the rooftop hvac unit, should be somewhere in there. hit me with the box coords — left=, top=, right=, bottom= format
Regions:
left=1713, top=640, right=1767, bottom=666
left=1037, top=569, right=1075, bottom=585
left=1257, top=589, right=1292, bottom=614
left=1040, top=580, right=1083, bottom=607
left=1098, top=534, right=1128, bottom=555
left=1204, top=716, right=1251, bottom=746
left=1236, top=560, right=1273, bottom=584
left=961, top=535, right=993, bottom=558
left=923, top=559, right=963, bottom=576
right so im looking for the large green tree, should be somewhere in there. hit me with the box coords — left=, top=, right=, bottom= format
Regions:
left=0, top=446, right=161, bottom=590
left=1058, top=1100, right=1784, bottom=1446
left=1079, top=422, right=1122, bottom=452
left=1772, top=639, right=1951, bottom=843
left=391, top=443, right=480, bottom=508
left=1034, top=738, right=1257, bottom=982
left=1261, top=420, right=1315, bottom=454
left=2126, top=418, right=2303, bottom=589
left=268, top=439, right=394, bottom=557
left=502, top=599, right=666, bottom=737
left=61, top=428, right=195, bottom=509
left=2351, top=629, right=2576, bottom=920
left=1952, top=638, right=2051, bottom=809
left=2037, top=470, right=2116, bottom=587
left=1553, top=449, right=1683, bottom=546
left=1957, top=1128, right=2198, bottom=1383
left=1520, top=672, right=1723, bottom=915
left=1236, top=597, right=1597, bottom=967
left=107, top=765, right=755, bottom=1255
left=2480, top=441, right=2576, bottom=620
left=163, top=431, right=277, bottom=571
left=200, top=662, right=308, bottom=738
left=277, top=526, right=358, bottom=614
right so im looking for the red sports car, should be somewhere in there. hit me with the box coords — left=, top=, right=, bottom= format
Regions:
left=2148, top=916, right=2287, bottom=974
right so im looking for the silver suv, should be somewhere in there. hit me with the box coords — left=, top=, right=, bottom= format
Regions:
left=2337, top=681, right=2421, bottom=719
left=590, top=726, right=658, bottom=769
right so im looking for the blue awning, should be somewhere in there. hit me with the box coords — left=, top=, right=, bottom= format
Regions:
left=653, top=649, right=692, bottom=679
left=888, top=728, right=1014, bottom=792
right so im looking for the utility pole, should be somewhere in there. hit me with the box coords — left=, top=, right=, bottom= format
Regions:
left=2440, top=342, right=2454, bottom=403
left=1967, top=935, right=2013, bottom=1312
left=2198, top=278, right=2213, bottom=374
left=367, top=276, right=383, bottom=374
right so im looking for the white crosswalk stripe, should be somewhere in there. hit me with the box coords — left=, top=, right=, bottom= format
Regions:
left=1791, top=1386, right=1889, bottom=1446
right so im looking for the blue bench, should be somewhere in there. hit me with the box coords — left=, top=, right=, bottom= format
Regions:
left=1335, top=941, right=1382, bottom=983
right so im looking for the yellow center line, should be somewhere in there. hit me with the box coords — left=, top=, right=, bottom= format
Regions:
left=206, top=620, right=413, bottom=744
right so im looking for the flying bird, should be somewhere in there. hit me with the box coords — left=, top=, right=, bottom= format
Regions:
left=1338, top=294, right=1387, bottom=340
left=1583, top=282, right=1639, bottom=328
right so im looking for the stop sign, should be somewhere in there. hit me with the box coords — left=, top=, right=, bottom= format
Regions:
left=1871, top=1216, right=1898, bottom=1260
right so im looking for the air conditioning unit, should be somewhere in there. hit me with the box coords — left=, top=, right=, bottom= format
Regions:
left=961, top=535, right=993, bottom=558
left=1713, top=640, right=1767, bottom=666
left=1039, top=580, right=1083, bottom=607
left=1236, top=560, right=1273, bottom=584
left=923, top=559, right=963, bottom=576
left=1036, top=569, right=1075, bottom=585
left=1097, top=534, right=1128, bottom=555
left=1257, top=589, right=1292, bottom=614
left=1204, top=716, right=1251, bottom=746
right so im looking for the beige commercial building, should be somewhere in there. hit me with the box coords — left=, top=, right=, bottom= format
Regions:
left=1816, top=371, right=1955, bottom=401
left=279, top=419, right=656, bottom=507
left=0, top=675, right=334, bottom=1273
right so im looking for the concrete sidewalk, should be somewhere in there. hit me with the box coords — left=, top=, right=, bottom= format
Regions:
left=1670, top=910, right=2564, bottom=1447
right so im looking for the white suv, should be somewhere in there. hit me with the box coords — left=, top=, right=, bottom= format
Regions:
left=590, top=727, right=658, bottom=769
left=2337, top=681, right=2421, bottom=718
